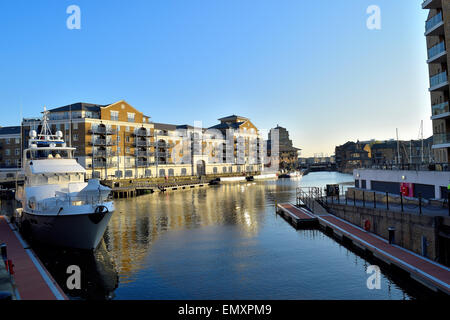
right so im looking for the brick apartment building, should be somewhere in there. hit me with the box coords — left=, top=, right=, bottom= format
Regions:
left=0, top=100, right=265, bottom=180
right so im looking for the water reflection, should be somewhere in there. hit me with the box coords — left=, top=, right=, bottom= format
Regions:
left=27, top=172, right=430, bottom=299
left=104, top=182, right=270, bottom=283
left=33, top=241, right=119, bottom=300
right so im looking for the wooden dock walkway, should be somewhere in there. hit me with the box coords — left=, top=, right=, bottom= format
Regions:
left=0, top=216, right=67, bottom=300
left=276, top=203, right=318, bottom=228
left=277, top=203, right=450, bottom=295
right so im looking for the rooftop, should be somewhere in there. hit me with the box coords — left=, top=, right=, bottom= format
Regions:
left=0, top=126, right=21, bottom=135
left=48, top=102, right=110, bottom=113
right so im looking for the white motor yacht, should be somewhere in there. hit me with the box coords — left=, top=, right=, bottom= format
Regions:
left=15, top=108, right=114, bottom=250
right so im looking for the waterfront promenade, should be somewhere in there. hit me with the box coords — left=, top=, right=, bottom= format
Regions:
left=0, top=216, right=67, bottom=300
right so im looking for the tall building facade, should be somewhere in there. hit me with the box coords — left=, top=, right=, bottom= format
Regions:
left=2, top=101, right=265, bottom=179
left=423, top=0, right=450, bottom=162
left=267, top=125, right=301, bottom=171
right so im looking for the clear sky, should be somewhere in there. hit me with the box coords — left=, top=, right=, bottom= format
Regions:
left=0, top=0, right=431, bottom=157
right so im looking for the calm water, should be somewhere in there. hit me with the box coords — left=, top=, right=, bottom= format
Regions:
left=35, top=172, right=423, bottom=300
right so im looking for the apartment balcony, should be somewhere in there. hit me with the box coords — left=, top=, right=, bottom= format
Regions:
left=134, top=130, right=153, bottom=137
left=433, top=133, right=450, bottom=148
left=136, top=151, right=155, bottom=157
left=137, top=161, right=152, bottom=167
left=425, top=12, right=444, bottom=36
left=89, top=139, right=117, bottom=146
left=157, top=142, right=175, bottom=148
left=91, top=150, right=117, bottom=157
left=422, top=0, right=442, bottom=10
left=429, top=71, right=449, bottom=91
left=135, top=140, right=152, bottom=147
left=89, top=127, right=117, bottom=135
left=427, top=41, right=447, bottom=64
left=92, top=161, right=118, bottom=169
left=431, top=101, right=450, bottom=120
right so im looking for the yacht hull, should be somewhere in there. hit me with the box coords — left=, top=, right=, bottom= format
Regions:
left=20, top=210, right=114, bottom=250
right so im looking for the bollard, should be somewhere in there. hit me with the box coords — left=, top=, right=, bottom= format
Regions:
left=400, top=193, right=404, bottom=212
left=388, top=227, right=396, bottom=245
left=386, top=192, right=389, bottom=211
left=419, top=193, right=422, bottom=215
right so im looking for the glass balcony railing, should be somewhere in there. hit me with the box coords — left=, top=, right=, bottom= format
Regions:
left=433, top=133, right=450, bottom=145
left=428, top=41, right=446, bottom=60
left=432, top=101, right=450, bottom=116
left=430, top=71, right=448, bottom=88
left=426, top=12, right=443, bottom=33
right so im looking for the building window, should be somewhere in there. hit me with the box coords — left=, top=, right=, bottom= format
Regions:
left=73, top=134, right=78, bottom=141
left=73, top=123, right=78, bottom=130
left=5, top=139, right=10, bottom=144
left=223, top=167, right=227, bottom=173
left=168, top=169, right=174, bottom=177
left=181, top=168, right=187, bottom=176
left=213, top=167, right=218, bottom=174
left=126, top=147, right=131, bottom=154
left=127, top=113, right=135, bottom=123
left=6, top=160, right=11, bottom=166
left=5, top=149, right=10, bottom=156
left=159, top=169, right=166, bottom=177
left=117, top=136, right=121, bottom=142
left=118, top=147, right=121, bottom=154
left=15, top=149, right=20, bottom=156
left=126, top=126, right=130, bottom=132
left=111, top=111, right=119, bottom=121
left=15, top=138, right=20, bottom=144
left=126, top=136, right=130, bottom=143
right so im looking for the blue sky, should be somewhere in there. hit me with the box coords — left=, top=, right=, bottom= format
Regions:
left=0, top=0, right=430, bottom=156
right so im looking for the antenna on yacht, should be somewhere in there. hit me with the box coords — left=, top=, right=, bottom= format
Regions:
left=39, top=107, right=52, bottom=139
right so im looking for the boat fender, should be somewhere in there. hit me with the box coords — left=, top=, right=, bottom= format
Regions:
left=364, top=220, right=371, bottom=232
left=90, top=206, right=109, bottom=224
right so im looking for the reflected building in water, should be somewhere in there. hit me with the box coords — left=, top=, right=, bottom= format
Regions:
left=104, top=182, right=269, bottom=281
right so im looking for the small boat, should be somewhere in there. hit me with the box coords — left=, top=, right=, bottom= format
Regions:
left=15, top=108, right=115, bottom=250
left=219, top=176, right=247, bottom=183
left=253, top=173, right=277, bottom=180
left=278, top=171, right=303, bottom=179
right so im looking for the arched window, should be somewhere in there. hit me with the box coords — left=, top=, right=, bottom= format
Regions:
left=181, top=168, right=187, bottom=176
left=168, top=169, right=175, bottom=177
left=159, top=169, right=166, bottom=177
left=213, top=167, right=218, bottom=174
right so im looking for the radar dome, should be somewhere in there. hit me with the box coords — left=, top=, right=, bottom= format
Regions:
left=56, top=131, right=63, bottom=138
left=29, top=130, right=37, bottom=138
